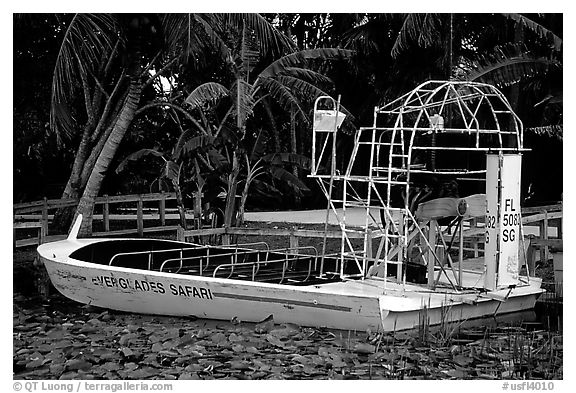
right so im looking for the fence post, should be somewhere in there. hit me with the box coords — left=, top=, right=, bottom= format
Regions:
left=159, top=192, right=166, bottom=226
left=526, top=236, right=537, bottom=276
left=176, top=226, right=185, bottom=242
left=194, top=191, right=202, bottom=229
left=471, top=218, right=479, bottom=258
left=137, top=195, right=144, bottom=237
left=289, top=227, right=299, bottom=254
left=222, top=227, right=230, bottom=246
left=103, top=194, right=110, bottom=232
left=42, top=197, right=49, bottom=236
left=555, top=217, right=562, bottom=240
left=39, top=220, right=47, bottom=244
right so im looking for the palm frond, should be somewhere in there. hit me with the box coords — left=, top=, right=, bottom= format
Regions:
left=216, top=121, right=240, bottom=145
left=502, top=14, right=562, bottom=51
left=274, top=75, right=356, bottom=126
left=174, top=134, right=216, bottom=161
left=232, top=79, right=256, bottom=129
left=115, top=148, right=165, bottom=173
left=163, top=160, right=181, bottom=183
left=526, top=125, right=562, bottom=139
left=267, top=166, right=310, bottom=192
left=257, top=77, right=307, bottom=124
left=251, top=178, right=283, bottom=200
left=238, top=24, right=260, bottom=78
left=534, top=92, right=563, bottom=107
left=340, top=16, right=387, bottom=53
left=279, top=67, right=334, bottom=85
left=258, top=48, right=354, bottom=79
left=465, top=52, right=560, bottom=87
left=207, top=148, right=229, bottom=169
left=276, top=75, right=332, bottom=103
left=391, top=13, right=442, bottom=58
left=223, top=13, right=296, bottom=56
left=162, top=14, right=231, bottom=67
left=185, top=82, right=230, bottom=110
left=51, top=13, right=118, bottom=139
left=262, top=152, right=312, bottom=171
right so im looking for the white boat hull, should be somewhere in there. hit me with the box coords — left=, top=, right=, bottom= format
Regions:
left=38, top=238, right=544, bottom=332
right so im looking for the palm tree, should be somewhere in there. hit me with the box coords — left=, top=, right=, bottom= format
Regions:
left=341, top=13, right=562, bottom=202
left=184, top=23, right=353, bottom=227
left=115, top=130, right=221, bottom=229
left=462, top=14, right=562, bottom=138
left=50, top=13, right=294, bottom=235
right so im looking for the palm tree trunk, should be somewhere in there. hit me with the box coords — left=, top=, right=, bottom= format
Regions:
left=237, top=180, right=250, bottom=228
left=223, top=150, right=240, bottom=228
left=263, top=99, right=281, bottom=152
left=171, top=179, right=188, bottom=230
left=74, top=79, right=142, bottom=236
left=290, top=105, right=301, bottom=205
left=52, top=123, right=95, bottom=230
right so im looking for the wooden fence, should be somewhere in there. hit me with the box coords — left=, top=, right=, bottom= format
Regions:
left=458, top=203, right=562, bottom=267
left=178, top=204, right=562, bottom=260
left=13, top=192, right=179, bottom=247
left=14, top=193, right=562, bottom=262
left=177, top=226, right=373, bottom=255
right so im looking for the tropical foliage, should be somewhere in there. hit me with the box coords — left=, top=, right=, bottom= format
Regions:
left=13, top=13, right=563, bottom=234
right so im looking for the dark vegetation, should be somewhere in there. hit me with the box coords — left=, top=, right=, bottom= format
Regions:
left=14, top=14, right=563, bottom=230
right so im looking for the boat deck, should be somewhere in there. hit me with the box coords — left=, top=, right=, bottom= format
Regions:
left=69, top=239, right=346, bottom=286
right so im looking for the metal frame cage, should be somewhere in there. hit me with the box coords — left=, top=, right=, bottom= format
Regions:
left=311, top=80, right=526, bottom=290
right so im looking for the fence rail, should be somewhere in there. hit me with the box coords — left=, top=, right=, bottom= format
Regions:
left=177, top=225, right=371, bottom=255
left=13, top=194, right=562, bottom=259
left=13, top=192, right=179, bottom=247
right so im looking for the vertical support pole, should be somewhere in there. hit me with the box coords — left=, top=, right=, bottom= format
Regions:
left=42, top=197, right=49, bottom=236
left=365, top=228, right=373, bottom=278
left=540, top=211, right=549, bottom=262
left=397, top=211, right=404, bottom=281
left=159, top=192, right=166, bottom=226
left=103, top=194, right=110, bottom=232
left=427, top=221, right=437, bottom=288
left=458, top=219, right=463, bottom=288
left=137, top=195, right=144, bottom=237
left=320, top=95, right=341, bottom=277
left=289, top=227, right=299, bottom=254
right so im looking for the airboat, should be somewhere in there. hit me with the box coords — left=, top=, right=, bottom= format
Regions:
left=38, top=81, right=543, bottom=331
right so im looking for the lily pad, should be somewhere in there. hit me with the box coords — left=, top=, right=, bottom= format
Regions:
left=353, top=343, right=375, bottom=354
left=65, top=359, right=92, bottom=371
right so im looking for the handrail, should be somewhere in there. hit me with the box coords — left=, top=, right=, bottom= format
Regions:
left=223, top=241, right=270, bottom=251
left=157, top=245, right=319, bottom=274
left=211, top=254, right=317, bottom=283
left=266, top=245, right=319, bottom=257
left=158, top=247, right=265, bottom=274
left=109, top=245, right=202, bottom=267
